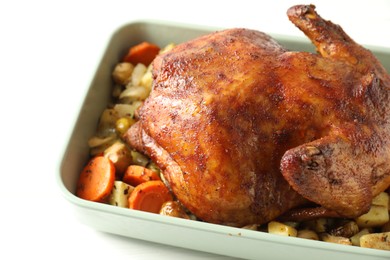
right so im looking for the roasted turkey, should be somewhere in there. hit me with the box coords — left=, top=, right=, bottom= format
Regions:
left=125, top=5, right=390, bottom=226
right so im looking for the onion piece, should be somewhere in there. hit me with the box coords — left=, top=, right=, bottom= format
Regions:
left=88, top=135, right=116, bottom=148
left=131, top=63, right=147, bottom=86
left=119, top=85, right=149, bottom=101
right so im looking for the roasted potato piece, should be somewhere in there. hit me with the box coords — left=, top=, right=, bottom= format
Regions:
left=372, top=192, right=389, bottom=209
left=350, top=228, right=371, bottom=246
left=97, top=108, right=119, bottom=135
left=268, top=221, right=297, bottom=237
left=159, top=201, right=190, bottom=219
left=112, top=62, right=134, bottom=85
left=360, top=232, right=390, bottom=250
left=355, top=205, right=389, bottom=228
left=320, top=234, right=352, bottom=246
left=297, top=230, right=319, bottom=240
left=104, top=141, right=133, bottom=175
left=113, top=103, right=140, bottom=119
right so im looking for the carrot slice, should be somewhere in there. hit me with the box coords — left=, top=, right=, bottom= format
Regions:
left=76, top=156, right=115, bottom=202
left=122, top=165, right=160, bottom=186
left=122, top=42, right=160, bottom=66
left=128, top=180, right=173, bottom=213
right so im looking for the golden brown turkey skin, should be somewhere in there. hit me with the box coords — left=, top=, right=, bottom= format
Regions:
left=125, top=5, right=390, bottom=226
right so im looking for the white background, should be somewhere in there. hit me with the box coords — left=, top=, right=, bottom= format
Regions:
left=0, top=0, right=389, bottom=259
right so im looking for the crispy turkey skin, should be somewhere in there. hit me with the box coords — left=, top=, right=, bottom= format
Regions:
left=125, top=5, right=390, bottom=226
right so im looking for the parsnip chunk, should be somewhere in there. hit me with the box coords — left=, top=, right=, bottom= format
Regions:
left=108, top=181, right=134, bottom=208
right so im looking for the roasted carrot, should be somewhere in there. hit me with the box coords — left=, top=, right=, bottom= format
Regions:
left=76, top=156, right=115, bottom=202
left=128, top=180, right=173, bottom=213
left=123, top=42, right=160, bottom=66
left=122, top=165, right=160, bottom=186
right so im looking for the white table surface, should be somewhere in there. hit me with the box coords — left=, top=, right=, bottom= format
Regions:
left=1, top=0, right=389, bottom=259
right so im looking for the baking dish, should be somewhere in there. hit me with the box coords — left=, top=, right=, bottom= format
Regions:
left=58, top=20, right=390, bottom=260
